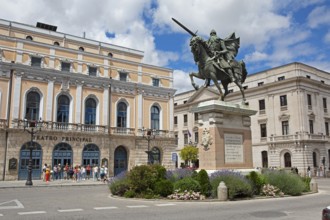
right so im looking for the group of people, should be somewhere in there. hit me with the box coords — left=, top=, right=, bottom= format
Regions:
left=42, top=163, right=108, bottom=183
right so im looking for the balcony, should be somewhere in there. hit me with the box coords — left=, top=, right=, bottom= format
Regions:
left=269, top=132, right=327, bottom=143
left=10, top=119, right=174, bottom=137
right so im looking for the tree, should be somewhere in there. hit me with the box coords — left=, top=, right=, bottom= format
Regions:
left=179, top=145, right=198, bottom=167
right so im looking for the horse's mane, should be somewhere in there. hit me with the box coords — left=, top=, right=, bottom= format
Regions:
left=193, top=36, right=213, bottom=57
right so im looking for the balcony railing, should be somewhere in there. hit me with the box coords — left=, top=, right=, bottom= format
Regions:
left=269, top=132, right=326, bottom=142
left=10, top=119, right=174, bottom=137
left=0, top=119, right=7, bottom=129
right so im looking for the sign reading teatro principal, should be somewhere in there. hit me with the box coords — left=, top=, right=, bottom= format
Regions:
left=224, top=134, right=243, bottom=163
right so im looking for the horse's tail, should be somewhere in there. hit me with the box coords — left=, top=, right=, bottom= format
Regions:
left=240, top=60, right=248, bottom=83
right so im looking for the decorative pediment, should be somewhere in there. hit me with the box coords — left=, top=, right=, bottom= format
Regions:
left=308, top=112, right=315, bottom=120
left=187, top=87, right=219, bottom=104
left=278, top=113, right=290, bottom=121
left=258, top=118, right=268, bottom=124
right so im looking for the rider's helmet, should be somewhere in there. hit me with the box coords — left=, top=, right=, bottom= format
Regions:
left=210, top=29, right=217, bottom=36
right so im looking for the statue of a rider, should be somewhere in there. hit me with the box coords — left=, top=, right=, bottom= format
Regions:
left=206, top=29, right=239, bottom=84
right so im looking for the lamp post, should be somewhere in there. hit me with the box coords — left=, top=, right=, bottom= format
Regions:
left=141, top=127, right=156, bottom=164
left=23, top=118, right=41, bottom=186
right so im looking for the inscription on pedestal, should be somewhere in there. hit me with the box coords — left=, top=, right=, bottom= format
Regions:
left=224, top=134, right=243, bottom=163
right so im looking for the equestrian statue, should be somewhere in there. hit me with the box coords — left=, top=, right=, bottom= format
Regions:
left=172, top=18, right=247, bottom=102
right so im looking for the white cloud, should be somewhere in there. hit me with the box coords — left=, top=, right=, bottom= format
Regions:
left=324, top=31, right=330, bottom=43
left=244, top=51, right=268, bottom=62
left=307, top=6, right=330, bottom=28
left=173, top=69, right=204, bottom=94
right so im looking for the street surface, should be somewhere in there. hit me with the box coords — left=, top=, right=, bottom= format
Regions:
left=0, top=178, right=329, bottom=220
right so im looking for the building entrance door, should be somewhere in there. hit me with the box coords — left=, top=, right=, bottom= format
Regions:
left=82, top=144, right=100, bottom=166
left=53, top=143, right=73, bottom=167
left=18, top=142, right=42, bottom=180
left=114, top=146, right=127, bottom=176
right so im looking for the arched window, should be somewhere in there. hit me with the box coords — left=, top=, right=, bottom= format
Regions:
left=25, top=91, right=40, bottom=121
left=151, top=106, right=159, bottom=130
left=79, top=47, right=84, bottom=51
left=57, top=95, right=70, bottom=123
left=108, top=52, right=113, bottom=57
left=313, top=152, right=317, bottom=167
left=26, top=36, right=33, bottom=40
left=54, top=41, right=60, bottom=46
left=85, top=98, right=96, bottom=125
left=284, top=152, right=291, bottom=167
left=117, top=102, right=127, bottom=128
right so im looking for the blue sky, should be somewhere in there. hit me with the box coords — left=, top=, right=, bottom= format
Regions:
left=0, top=0, right=329, bottom=93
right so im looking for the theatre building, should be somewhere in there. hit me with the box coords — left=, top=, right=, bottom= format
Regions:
left=0, top=19, right=176, bottom=181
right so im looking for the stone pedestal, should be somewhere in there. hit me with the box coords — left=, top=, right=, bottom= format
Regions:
left=193, top=100, right=257, bottom=170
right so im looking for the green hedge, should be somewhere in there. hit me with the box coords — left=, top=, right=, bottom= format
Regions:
left=263, top=170, right=306, bottom=196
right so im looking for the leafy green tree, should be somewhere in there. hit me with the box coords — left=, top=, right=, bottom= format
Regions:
left=179, top=145, right=198, bottom=167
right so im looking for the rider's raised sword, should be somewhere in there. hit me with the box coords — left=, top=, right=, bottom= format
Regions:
left=171, top=18, right=197, bottom=37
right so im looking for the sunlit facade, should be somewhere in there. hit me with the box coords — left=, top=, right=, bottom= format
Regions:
left=0, top=19, right=176, bottom=180
left=174, top=62, right=330, bottom=176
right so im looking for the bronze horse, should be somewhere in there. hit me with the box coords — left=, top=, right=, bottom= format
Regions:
left=189, top=36, right=247, bottom=102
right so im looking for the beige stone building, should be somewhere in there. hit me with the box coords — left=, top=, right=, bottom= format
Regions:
left=0, top=19, right=176, bottom=181
left=174, top=62, right=330, bottom=176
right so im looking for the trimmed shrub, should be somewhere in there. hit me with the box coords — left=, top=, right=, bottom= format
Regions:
left=127, top=165, right=159, bottom=194
left=124, top=189, right=136, bottom=198
left=151, top=164, right=167, bottom=180
left=300, top=176, right=311, bottom=192
left=246, top=171, right=266, bottom=195
left=109, top=178, right=131, bottom=196
left=166, top=169, right=195, bottom=182
left=263, top=170, right=306, bottom=196
left=210, top=170, right=253, bottom=199
left=196, top=169, right=212, bottom=197
left=174, top=177, right=201, bottom=193
left=154, top=179, right=174, bottom=197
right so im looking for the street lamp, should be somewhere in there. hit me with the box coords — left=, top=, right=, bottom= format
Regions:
left=141, top=127, right=156, bottom=164
left=23, top=118, right=42, bottom=186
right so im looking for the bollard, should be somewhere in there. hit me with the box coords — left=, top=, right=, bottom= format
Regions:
left=217, top=181, right=228, bottom=201
left=310, top=178, right=318, bottom=193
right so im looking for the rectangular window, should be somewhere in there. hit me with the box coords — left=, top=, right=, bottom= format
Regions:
left=183, top=114, right=188, bottom=126
left=174, top=103, right=177, bottom=106
left=306, top=75, right=311, bottom=79
left=194, top=113, right=198, bottom=122
left=307, top=94, right=312, bottom=106
left=282, top=121, right=289, bottom=135
left=243, top=86, right=248, bottom=90
left=309, top=120, right=314, bottom=134
left=323, top=98, right=327, bottom=110
left=278, top=76, right=285, bottom=81
left=258, top=82, right=264, bottom=86
left=89, top=66, right=97, bottom=76
left=184, top=133, right=188, bottom=145
left=61, top=62, right=71, bottom=72
left=175, top=134, right=178, bottom=145
left=183, top=100, right=187, bottom=104
left=228, top=89, right=233, bottom=93
left=280, top=95, right=287, bottom=107
left=325, top=122, right=329, bottom=136
left=119, top=72, right=127, bottom=81
left=174, top=116, right=177, bottom=125
left=260, top=123, right=267, bottom=138
left=152, top=78, right=159, bottom=87
left=194, top=132, right=199, bottom=143
left=259, top=99, right=265, bottom=111
left=31, top=57, right=42, bottom=67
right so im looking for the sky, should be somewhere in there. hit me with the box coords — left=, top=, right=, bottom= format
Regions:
left=0, top=0, right=329, bottom=94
